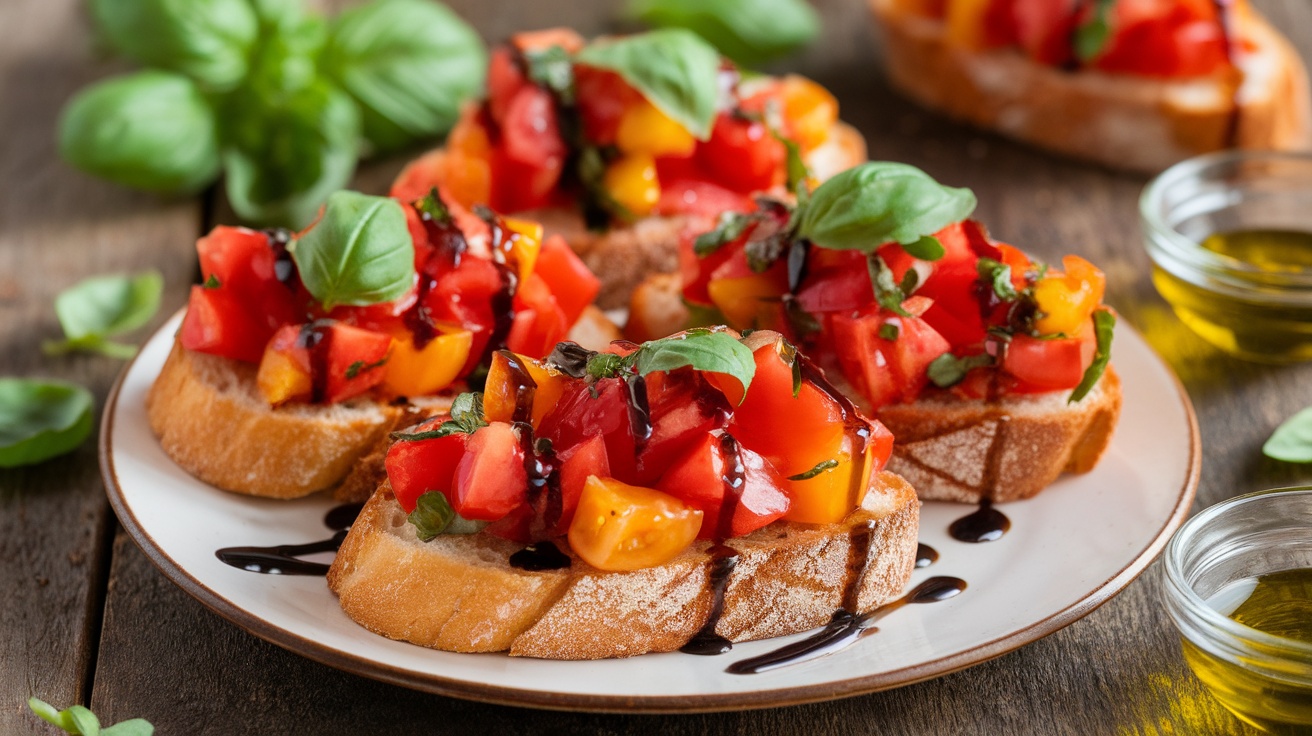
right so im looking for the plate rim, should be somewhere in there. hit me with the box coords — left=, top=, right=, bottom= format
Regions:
left=100, top=317, right=1200, bottom=713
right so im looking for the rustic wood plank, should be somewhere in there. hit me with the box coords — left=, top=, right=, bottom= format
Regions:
left=0, top=0, right=202, bottom=732
left=84, top=0, right=1312, bottom=733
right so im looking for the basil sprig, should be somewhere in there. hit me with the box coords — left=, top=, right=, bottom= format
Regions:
left=1073, top=0, right=1118, bottom=63
left=977, top=258, right=1020, bottom=301
left=927, top=353, right=993, bottom=389
left=788, top=458, right=838, bottom=481
left=409, top=491, right=488, bottom=541
left=290, top=191, right=415, bottom=311
left=629, top=0, right=820, bottom=67
left=799, top=162, right=977, bottom=252
left=694, top=212, right=757, bottom=257
left=633, top=331, right=756, bottom=393
left=29, top=697, right=153, bottom=736
left=43, top=272, right=163, bottom=359
left=576, top=29, right=721, bottom=140
left=393, top=393, right=487, bottom=442
left=0, top=380, right=95, bottom=468
left=1264, top=406, right=1312, bottom=463
left=63, top=0, right=484, bottom=227
left=1068, top=309, right=1115, bottom=403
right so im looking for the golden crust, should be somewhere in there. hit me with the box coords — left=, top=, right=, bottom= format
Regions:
left=870, top=0, right=1311, bottom=172
left=328, top=471, right=919, bottom=660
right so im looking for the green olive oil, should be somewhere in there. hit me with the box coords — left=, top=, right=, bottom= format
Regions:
left=1182, top=569, right=1312, bottom=733
left=1153, top=228, right=1312, bottom=362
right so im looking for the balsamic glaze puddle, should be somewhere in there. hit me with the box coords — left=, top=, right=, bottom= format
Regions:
left=725, top=577, right=967, bottom=675
left=215, top=503, right=362, bottom=576
left=508, top=541, right=571, bottom=571
left=949, top=501, right=1011, bottom=543
left=915, top=543, right=939, bottom=568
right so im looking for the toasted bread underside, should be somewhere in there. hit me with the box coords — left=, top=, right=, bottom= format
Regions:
left=874, top=368, right=1122, bottom=503
left=147, top=307, right=620, bottom=500
left=870, top=0, right=1311, bottom=172
left=328, top=470, right=919, bottom=660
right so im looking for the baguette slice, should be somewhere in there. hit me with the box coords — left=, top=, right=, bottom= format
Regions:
left=328, top=470, right=920, bottom=660
left=870, top=0, right=1312, bottom=172
left=394, top=122, right=867, bottom=310
left=147, top=306, right=620, bottom=499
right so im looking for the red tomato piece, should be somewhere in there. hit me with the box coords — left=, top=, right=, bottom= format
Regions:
left=830, top=301, right=951, bottom=409
left=552, top=434, right=610, bottom=536
left=507, top=273, right=569, bottom=359
left=179, top=285, right=270, bottom=364
left=1094, top=8, right=1228, bottom=77
left=487, top=46, right=529, bottom=126
left=1001, top=330, right=1096, bottom=392
left=531, top=235, right=600, bottom=327
left=794, top=265, right=875, bottom=314
left=452, top=422, right=528, bottom=520
left=655, top=178, right=755, bottom=217
left=657, top=431, right=790, bottom=540
left=574, top=66, right=640, bottom=146
left=385, top=432, right=467, bottom=513
left=697, top=113, right=786, bottom=194
left=635, top=370, right=732, bottom=484
left=425, top=256, right=507, bottom=374
left=1009, top=0, right=1080, bottom=65
left=538, top=377, right=639, bottom=483
left=317, top=322, right=394, bottom=403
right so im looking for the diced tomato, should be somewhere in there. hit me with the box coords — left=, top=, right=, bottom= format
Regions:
left=425, top=257, right=507, bottom=374
left=316, top=322, right=394, bottom=403
left=551, top=434, right=610, bottom=535
left=452, top=422, right=528, bottom=520
left=914, top=258, right=988, bottom=347
left=1094, top=1, right=1229, bottom=77
left=574, top=66, right=640, bottom=146
left=830, top=299, right=951, bottom=409
left=635, top=370, right=731, bottom=483
left=655, top=178, right=755, bottom=218
left=657, top=432, right=789, bottom=540
left=189, top=226, right=305, bottom=361
left=1001, top=330, right=1096, bottom=392
left=568, top=476, right=703, bottom=571
left=678, top=221, right=734, bottom=306
left=784, top=418, right=892, bottom=524
left=507, top=272, right=569, bottom=358
left=483, top=503, right=534, bottom=543
left=794, top=265, right=875, bottom=314
left=487, top=47, right=529, bottom=126
left=385, top=432, right=467, bottom=513
left=1009, top=0, right=1080, bottom=65
left=390, top=149, right=446, bottom=203
left=488, top=85, right=567, bottom=213
left=697, top=113, right=786, bottom=194
left=179, top=285, right=271, bottom=364
left=532, top=235, right=600, bottom=327
left=483, top=350, right=567, bottom=427
left=538, top=377, right=639, bottom=482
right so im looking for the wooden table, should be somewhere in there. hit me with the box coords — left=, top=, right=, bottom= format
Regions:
left=4, top=0, right=1311, bottom=732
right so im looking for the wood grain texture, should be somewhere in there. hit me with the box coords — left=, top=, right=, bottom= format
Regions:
left=0, top=1, right=199, bottom=733
left=0, top=0, right=1302, bottom=733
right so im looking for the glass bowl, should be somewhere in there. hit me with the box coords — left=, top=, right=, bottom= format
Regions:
left=1140, top=151, right=1312, bottom=363
left=1161, top=487, right=1312, bottom=733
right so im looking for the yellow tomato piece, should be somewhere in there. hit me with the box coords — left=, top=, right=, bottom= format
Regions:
left=483, top=351, right=567, bottom=428
left=256, top=344, right=312, bottom=406
left=1033, top=256, right=1106, bottom=336
left=603, top=154, right=661, bottom=218
left=441, top=114, right=492, bottom=207
left=502, top=217, right=543, bottom=284
left=616, top=100, right=697, bottom=157
left=781, top=75, right=838, bottom=152
left=380, top=327, right=473, bottom=397
left=945, top=0, right=991, bottom=49
left=783, top=437, right=875, bottom=525
left=707, top=274, right=788, bottom=331
left=568, top=476, right=703, bottom=571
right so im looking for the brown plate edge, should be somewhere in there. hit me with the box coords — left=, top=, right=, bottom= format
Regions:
left=98, top=319, right=1202, bottom=714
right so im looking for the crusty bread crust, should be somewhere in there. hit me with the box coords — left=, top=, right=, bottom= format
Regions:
left=872, top=368, right=1122, bottom=503
left=148, top=307, right=620, bottom=500
left=328, top=470, right=920, bottom=660
left=870, top=0, right=1311, bottom=172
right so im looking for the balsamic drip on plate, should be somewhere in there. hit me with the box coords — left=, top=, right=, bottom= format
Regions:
left=680, top=434, right=748, bottom=656
left=915, top=543, right=939, bottom=568
left=725, top=576, right=967, bottom=675
left=508, top=541, right=571, bottom=571
left=216, top=503, right=363, bottom=576
left=949, top=501, right=1011, bottom=543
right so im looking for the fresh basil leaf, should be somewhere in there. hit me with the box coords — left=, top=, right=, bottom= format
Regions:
left=902, top=234, right=945, bottom=262
left=221, top=78, right=360, bottom=228
left=323, top=0, right=485, bottom=152
left=1073, top=0, right=1117, bottom=62
left=694, top=212, right=755, bottom=257
left=977, top=258, right=1019, bottom=301
left=417, top=188, right=453, bottom=224
left=799, top=162, right=977, bottom=252
left=633, top=331, right=756, bottom=399
left=99, top=721, right=155, bottom=736
left=291, top=191, right=414, bottom=310
left=66, top=707, right=101, bottom=736
left=58, top=71, right=221, bottom=195
left=90, top=0, right=257, bottom=91
left=576, top=29, right=720, bottom=140
left=28, top=698, right=154, bottom=736
left=344, top=356, right=387, bottom=379
left=878, top=323, right=899, bottom=341
left=28, top=699, right=77, bottom=731
left=43, top=272, right=163, bottom=359
left=409, top=491, right=455, bottom=541
left=585, top=352, right=626, bottom=380
left=867, top=255, right=912, bottom=318
left=524, top=45, right=576, bottom=105
left=780, top=134, right=810, bottom=197
left=629, top=0, right=819, bottom=66
left=0, top=380, right=94, bottom=468
left=394, top=392, right=486, bottom=441
left=1264, top=406, right=1312, bottom=463
left=927, top=353, right=992, bottom=388
left=788, top=458, right=838, bottom=481
left=1068, top=309, right=1115, bottom=403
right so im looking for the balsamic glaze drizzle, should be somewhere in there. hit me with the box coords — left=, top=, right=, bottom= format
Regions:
left=216, top=503, right=363, bottom=576
left=680, top=545, right=739, bottom=655
left=725, top=577, right=967, bottom=675
left=624, top=373, right=653, bottom=449
left=508, top=541, right=571, bottom=571
left=948, top=501, right=1011, bottom=543
left=915, top=543, right=939, bottom=569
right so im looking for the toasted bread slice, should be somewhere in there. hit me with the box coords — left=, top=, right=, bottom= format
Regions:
left=327, top=469, right=919, bottom=659
left=869, top=0, right=1311, bottom=172
left=148, top=306, right=620, bottom=499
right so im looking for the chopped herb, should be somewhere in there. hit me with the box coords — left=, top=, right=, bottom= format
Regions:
left=782, top=295, right=821, bottom=340
left=417, top=187, right=452, bottom=224
left=345, top=356, right=387, bottom=379
left=879, top=323, right=899, bottom=341
left=899, top=267, right=920, bottom=296
left=523, top=45, right=575, bottom=104
left=407, top=491, right=484, bottom=539
left=392, top=392, right=486, bottom=441
left=1074, top=0, right=1118, bottom=62
left=203, top=274, right=220, bottom=289
left=901, top=234, right=945, bottom=261
left=585, top=352, right=626, bottom=380
left=867, top=255, right=912, bottom=317
left=778, top=132, right=809, bottom=197
left=779, top=338, right=803, bottom=397
left=977, top=258, right=1020, bottom=301
left=927, top=352, right=993, bottom=388
left=744, top=231, right=787, bottom=273
left=789, top=458, right=838, bottom=481
left=1068, top=309, right=1115, bottom=403
left=694, top=211, right=756, bottom=257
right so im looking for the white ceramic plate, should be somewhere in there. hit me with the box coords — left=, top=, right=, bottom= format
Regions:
left=102, top=314, right=1198, bottom=712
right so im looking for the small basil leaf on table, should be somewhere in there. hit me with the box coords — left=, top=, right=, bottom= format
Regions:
left=90, top=0, right=258, bottom=91
left=576, top=29, right=721, bottom=140
left=0, top=380, right=94, bottom=468
left=43, top=271, right=163, bottom=359
left=99, top=721, right=156, bottom=736
left=1263, top=406, right=1312, bottom=462
left=629, top=0, right=820, bottom=67
left=28, top=697, right=154, bottom=736
left=632, top=331, right=756, bottom=400
left=799, top=162, right=977, bottom=251
left=323, top=0, right=486, bottom=153
left=221, top=78, right=360, bottom=228
left=58, top=71, right=221, bottom=194
left=291, top=191, right=415, bottom=310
